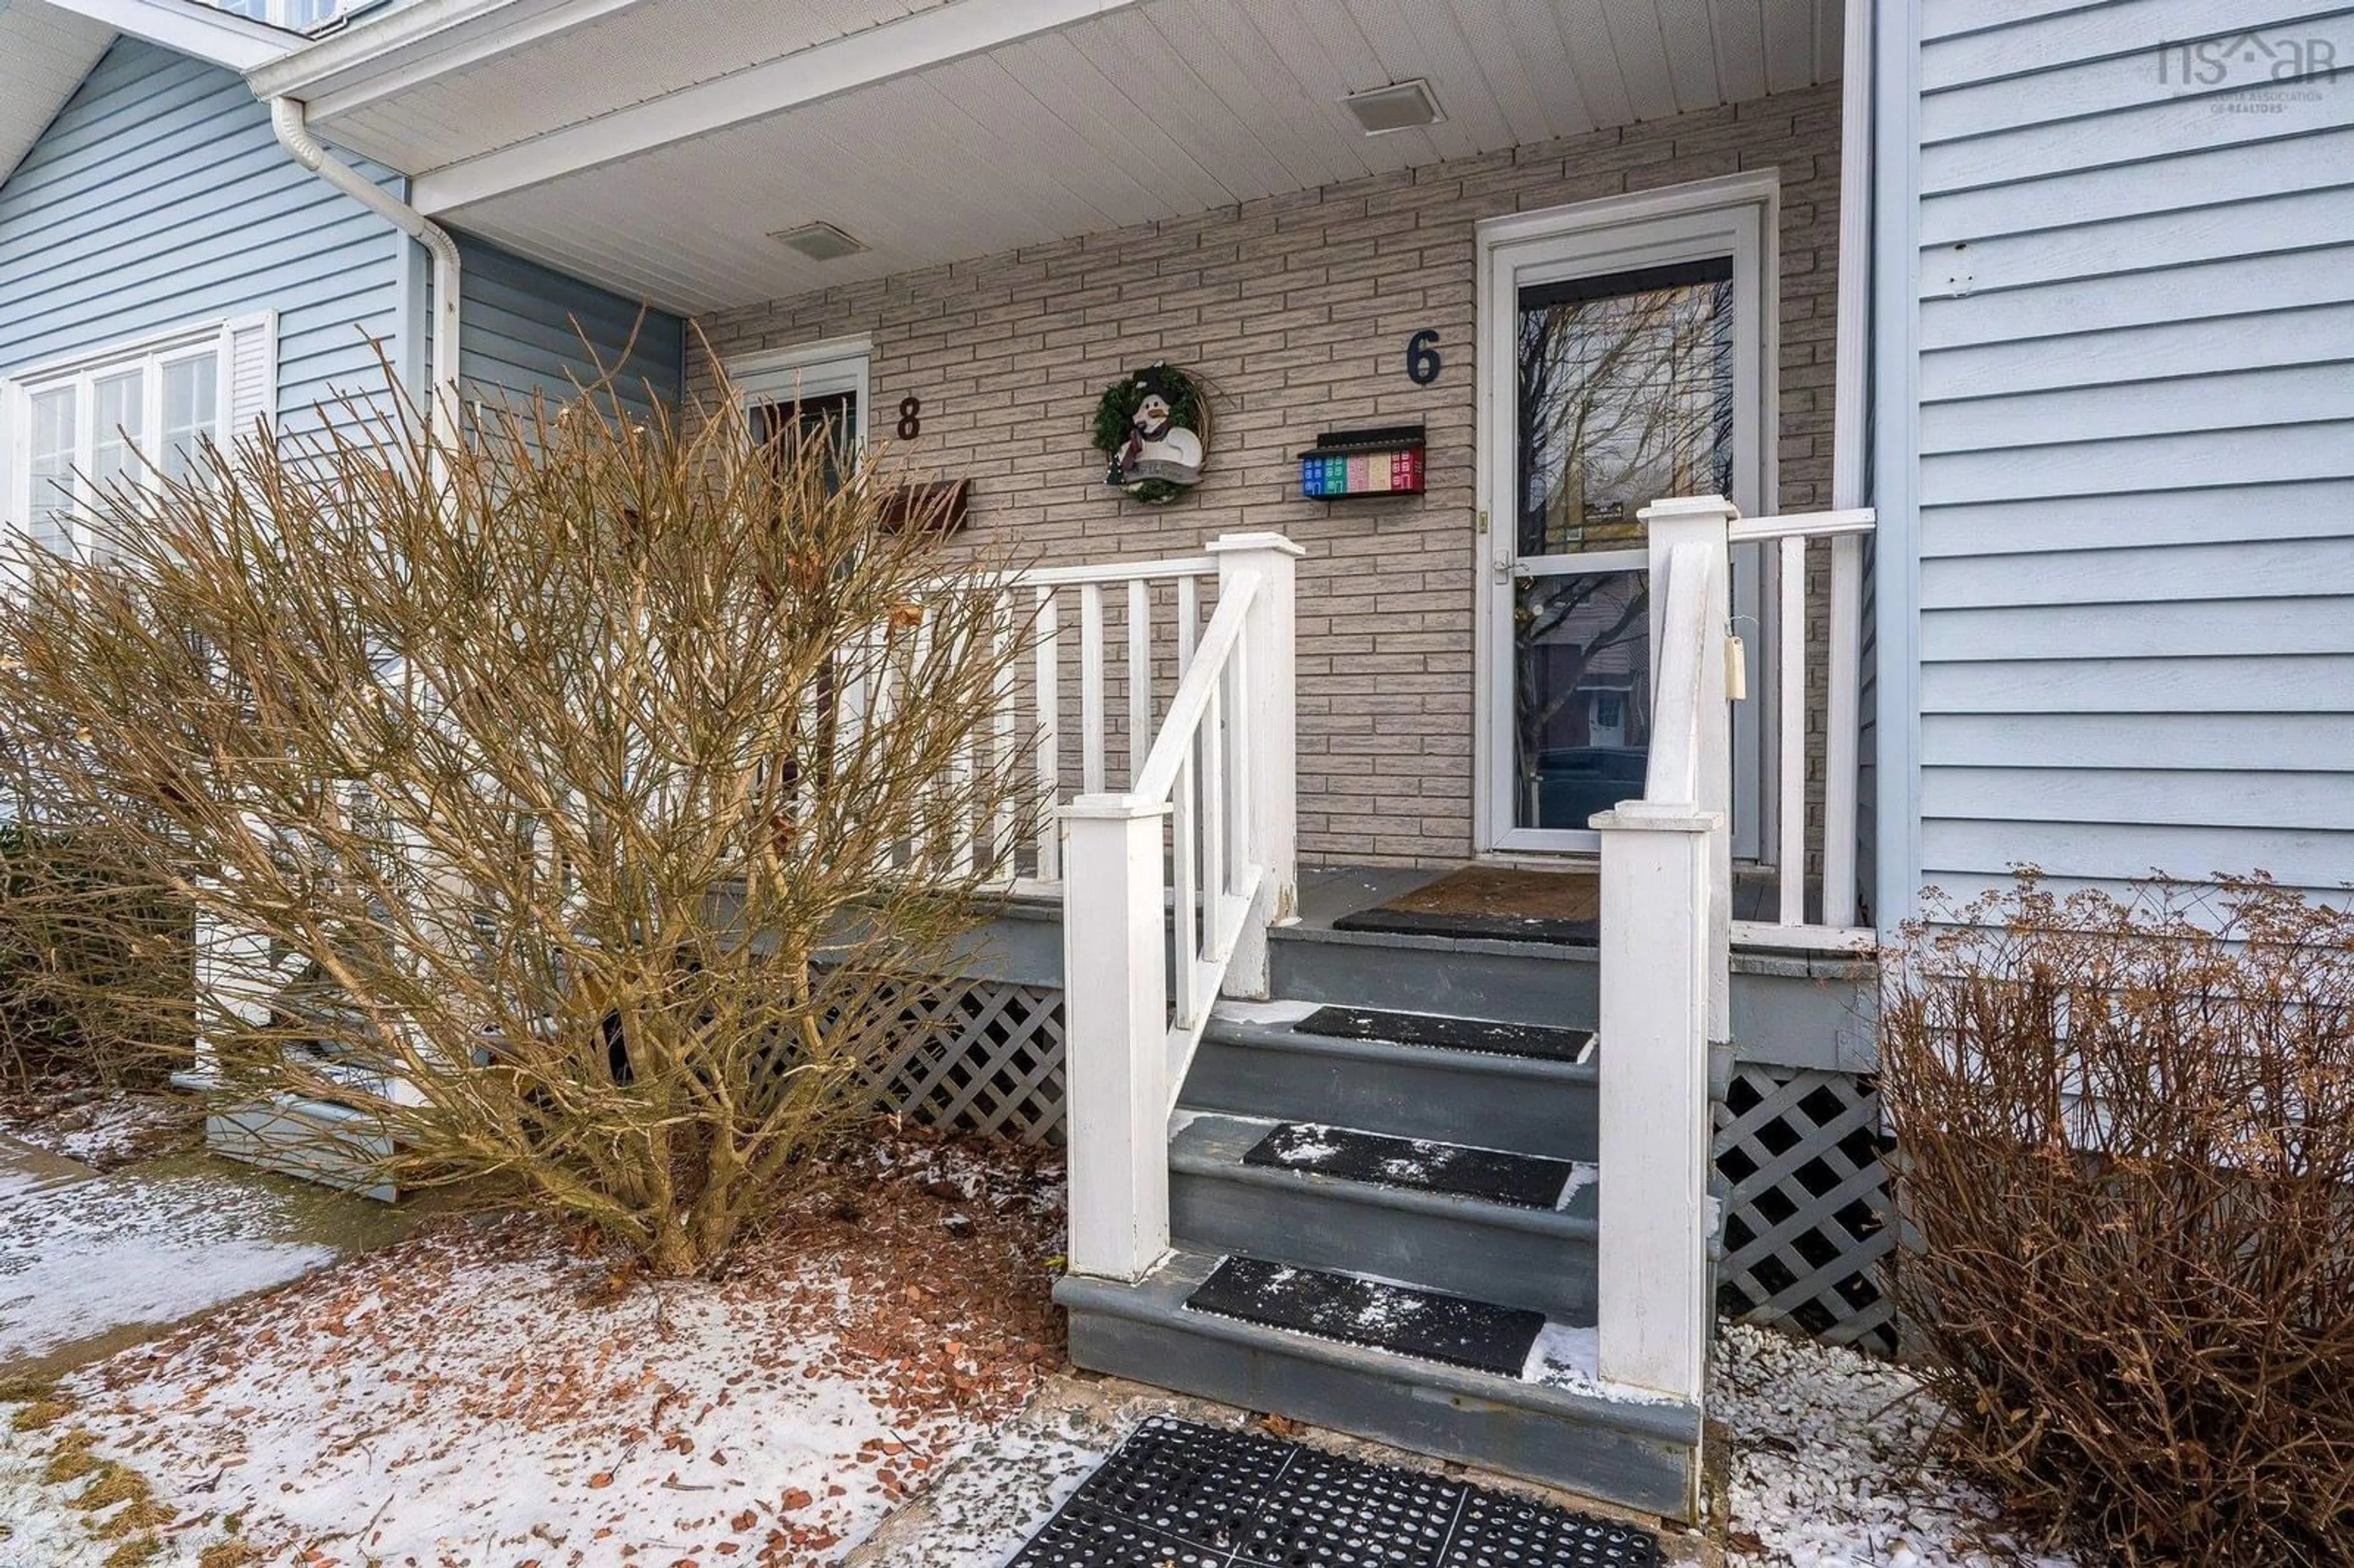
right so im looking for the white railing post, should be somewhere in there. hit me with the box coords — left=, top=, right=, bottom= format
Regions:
left=1205, top=531, right=1303, bottom=1000
left=1637, top=495, right=1734, bottom=1040
left=1591, top=801, right=1716, bottom=1402
left=1061, top=794, right=1172, bottom=1282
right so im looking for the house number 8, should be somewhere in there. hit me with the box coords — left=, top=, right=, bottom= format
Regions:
left=897, top=396, right=923, bottom=440
left=1406, top=329, right=1442, bottom=386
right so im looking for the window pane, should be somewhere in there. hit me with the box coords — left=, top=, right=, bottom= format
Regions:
left=161, top=353, right=219, bottom=482
left=1512, top=566, right=1651, bottom=831
left=28, top=387, right=75, bottom=554
left=92, top=368, right=144, bottom=489
left=1515, top=259, right=1735, bottom=556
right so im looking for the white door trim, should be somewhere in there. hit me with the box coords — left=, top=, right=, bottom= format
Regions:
left=1472, top=172, right=1780, bottom=859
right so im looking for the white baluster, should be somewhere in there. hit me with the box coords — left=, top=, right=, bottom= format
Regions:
left=1127, top=577, right=1151, bottom=786
left=1032, top=587, right=1059, bottom=883
left=1080, top=582, right=1106, bottom=796
left=1777, top=533, right=1805, bottom=927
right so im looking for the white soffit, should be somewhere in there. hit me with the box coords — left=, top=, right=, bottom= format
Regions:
left=326, top=0, right=1843, bottom=314
left=0, top=0, right=116, bottom=185
left=40, top=0, right=294, bottom=69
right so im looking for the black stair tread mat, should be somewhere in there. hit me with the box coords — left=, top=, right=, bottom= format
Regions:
left=1331, top=907, right=1600, bottom=945
left=1183, top=1255, right=1545, bottom=1379
left=1292, top=1006, right=1595, bottom=1065
left=1243, top=1122, right=1579, bottom=1211
left=1005, top=1415, right=1661, bottom=1568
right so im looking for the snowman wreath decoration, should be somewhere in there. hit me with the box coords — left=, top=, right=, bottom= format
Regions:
left=1091, top=363, right=1209, bottom=504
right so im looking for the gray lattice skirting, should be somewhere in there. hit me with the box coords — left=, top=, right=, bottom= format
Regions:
left=867, top=976, right=1068, bottom=1144
left=1713, top=1066, right=1895, bottom=1353
left=872, top=980, right=1896, bottom=1351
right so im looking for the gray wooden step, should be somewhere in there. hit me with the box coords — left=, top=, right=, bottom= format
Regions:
left=1056, top=1249, right=1704, bottom=1522
left=1181, top=1008, right=1599, bottom=1162
left=1169, top=1113, right=1600, bottom=1320
left=1269, top=923, right=1601, bottom=1029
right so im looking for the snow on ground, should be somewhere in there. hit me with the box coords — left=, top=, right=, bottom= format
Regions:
left=1714, top=1322, right=2079, bottom=1568
left=0, top=1164, right=339, bottom=1365
left=0, top=1086, right=203, bottom=1171
left=6, top=1129, right=1065, bottom=1567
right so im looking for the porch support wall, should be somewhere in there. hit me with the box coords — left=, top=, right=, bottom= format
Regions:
left=687, top=85, right=1844, bottom=870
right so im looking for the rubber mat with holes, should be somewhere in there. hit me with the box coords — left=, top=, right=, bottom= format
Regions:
left=1184, top=1256, right=1545, bottom=1377
left=1293, top=1007, right=1596, bottom=1065
left=1243, top=1122, right=1580, bottom=1210
left=1004, top=1415, right=1661, bottom=1568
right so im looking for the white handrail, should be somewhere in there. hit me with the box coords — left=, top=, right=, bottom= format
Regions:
left=1132, top=573, right=1259, bottom=805
left=1062, top=533, right=1300, bottom=1284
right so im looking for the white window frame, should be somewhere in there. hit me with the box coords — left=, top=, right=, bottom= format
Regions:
left=2, top=313, right=271, bottom=557
left=726, top=335, right=872, bottom=446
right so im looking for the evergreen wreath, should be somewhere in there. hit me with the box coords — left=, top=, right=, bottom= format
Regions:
left=1090, top=363, right=1210, bottom=505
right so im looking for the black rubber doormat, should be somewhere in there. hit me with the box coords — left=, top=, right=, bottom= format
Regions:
left=1294, top=1007, right=1596, bottom=1065
left=1004, top=1415, right=1662, bottom=1568
left=1243, top=1122, right=1580, bottom=1211
left=1184, top=1256, right=1545, bottom=1377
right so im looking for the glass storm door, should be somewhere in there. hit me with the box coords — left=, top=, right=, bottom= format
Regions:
left=1478, top=189, right=1770, bottom=856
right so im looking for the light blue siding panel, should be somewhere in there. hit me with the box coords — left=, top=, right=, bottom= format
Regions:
left=1918, top=482, right=2354, bottom=558
left=1921, top=538, right=2354, bottom=608
left=1924, top=363, right=2354, bottom=455
left=1922, top=89, right=2347, bottom=195
left=1901, top=0, right=2354, bottom=925
left=455, top=235, right=683, bottom=428
left=1921, top=598, right=2354, bottom=661
left=0, top=38, right=407, bottom=441
left=1923, top=713, right=2352, bottom=774
left=1918, top=302, right=2354, bottom=401
left=1919, top=127, right=2354, bottom=244
left=1922, top=0, right=2326, bottom=88
left=1920, top=247, right=2354, bottom=349
left=1920, top=656, right=2354, bottom=716
left=1922, top=820, right=2354, bottom=889
left=1922, top=767, right=2354, bottom=834
left=1921, top=13, right=2354, bottom=140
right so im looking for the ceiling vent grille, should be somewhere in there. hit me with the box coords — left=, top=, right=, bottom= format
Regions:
left=770, top=222, right=870, bottom=261
left=1341, top=79, right=1443, bottom=135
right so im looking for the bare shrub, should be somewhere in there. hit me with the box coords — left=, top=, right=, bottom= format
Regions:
left=0, top=822, right=189, bottom=1089
left=1880, top=872, right=2354, bottom=1564
left=0, top=371, right=1035, bottom=1274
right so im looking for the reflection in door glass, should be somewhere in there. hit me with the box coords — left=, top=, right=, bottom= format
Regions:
left=1511, top=259, right=1733, bottom=830
left=1515, top=258, right=1734, bottom=557
left=1514, top=567, right=1651, bottom=831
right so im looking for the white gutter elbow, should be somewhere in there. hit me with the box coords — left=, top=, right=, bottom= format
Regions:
left=269, top=96, right=461, bottom=447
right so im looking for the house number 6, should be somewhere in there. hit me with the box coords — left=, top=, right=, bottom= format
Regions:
left=1406, top=329, right=1442, bottom=386
left=897, top=396, right=923, bottom=440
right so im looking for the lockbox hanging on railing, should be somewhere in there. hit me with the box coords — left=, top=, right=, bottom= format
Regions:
left=1297, top=425, right=1426, bottom=500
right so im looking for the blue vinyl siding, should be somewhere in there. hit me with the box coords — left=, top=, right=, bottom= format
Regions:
left=1875, top=1, right=2354, bottom=919
left=456, top=234, right=683, bottom=430
left=0, top=37, right=406, bottom=438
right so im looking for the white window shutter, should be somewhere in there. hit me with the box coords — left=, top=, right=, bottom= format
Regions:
left=226, top=313, right=277, bottom=446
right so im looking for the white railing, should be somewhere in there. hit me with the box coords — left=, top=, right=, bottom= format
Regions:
left=1726, top=506, right=1875, bottom=950
left=1062, top=533, right=1301, bottom=1282
left=989, top=554, right=1227, bottom=891
left=1591, top=493, right=1876, bottom=1403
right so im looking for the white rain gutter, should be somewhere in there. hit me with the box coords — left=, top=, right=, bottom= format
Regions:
left=269, top=96, right=461, bottom=447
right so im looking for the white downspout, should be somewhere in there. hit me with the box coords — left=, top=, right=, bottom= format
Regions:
left=269, top=96, right=461, bottom=448
left=1821, top=0, right=1874, bottom=928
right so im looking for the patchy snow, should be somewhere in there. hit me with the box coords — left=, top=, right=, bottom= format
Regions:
left=1209, top=999, right=1320, bottom=1026
left=0, top=1168, right=338, bottom=1364
left=1714, top=1322, right=2079, bottom=1568
left=0, top=1088, right=202, bottom=1171
left=1520, top=1322, right=1682, bottom=1407
left=0, top=1130, right=1065, bottom=1566
left=1553, top=1163, right=1594, bottom=1210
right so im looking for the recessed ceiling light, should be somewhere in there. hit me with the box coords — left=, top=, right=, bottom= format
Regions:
left=1342, top=79, right=1443, bottom=135
left=770, top=221, right=869, bottom=261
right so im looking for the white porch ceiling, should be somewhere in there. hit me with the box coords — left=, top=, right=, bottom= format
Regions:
left=303, top=0, right=1842, bottom=314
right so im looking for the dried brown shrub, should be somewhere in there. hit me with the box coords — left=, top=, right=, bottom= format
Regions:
left=1880, top=872, right=2354, bottom=1564
left=0, top=366, right=1035, bottom=1274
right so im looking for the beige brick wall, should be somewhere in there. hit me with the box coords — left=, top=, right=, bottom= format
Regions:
left=690, top=85, right=1842, bottom=868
